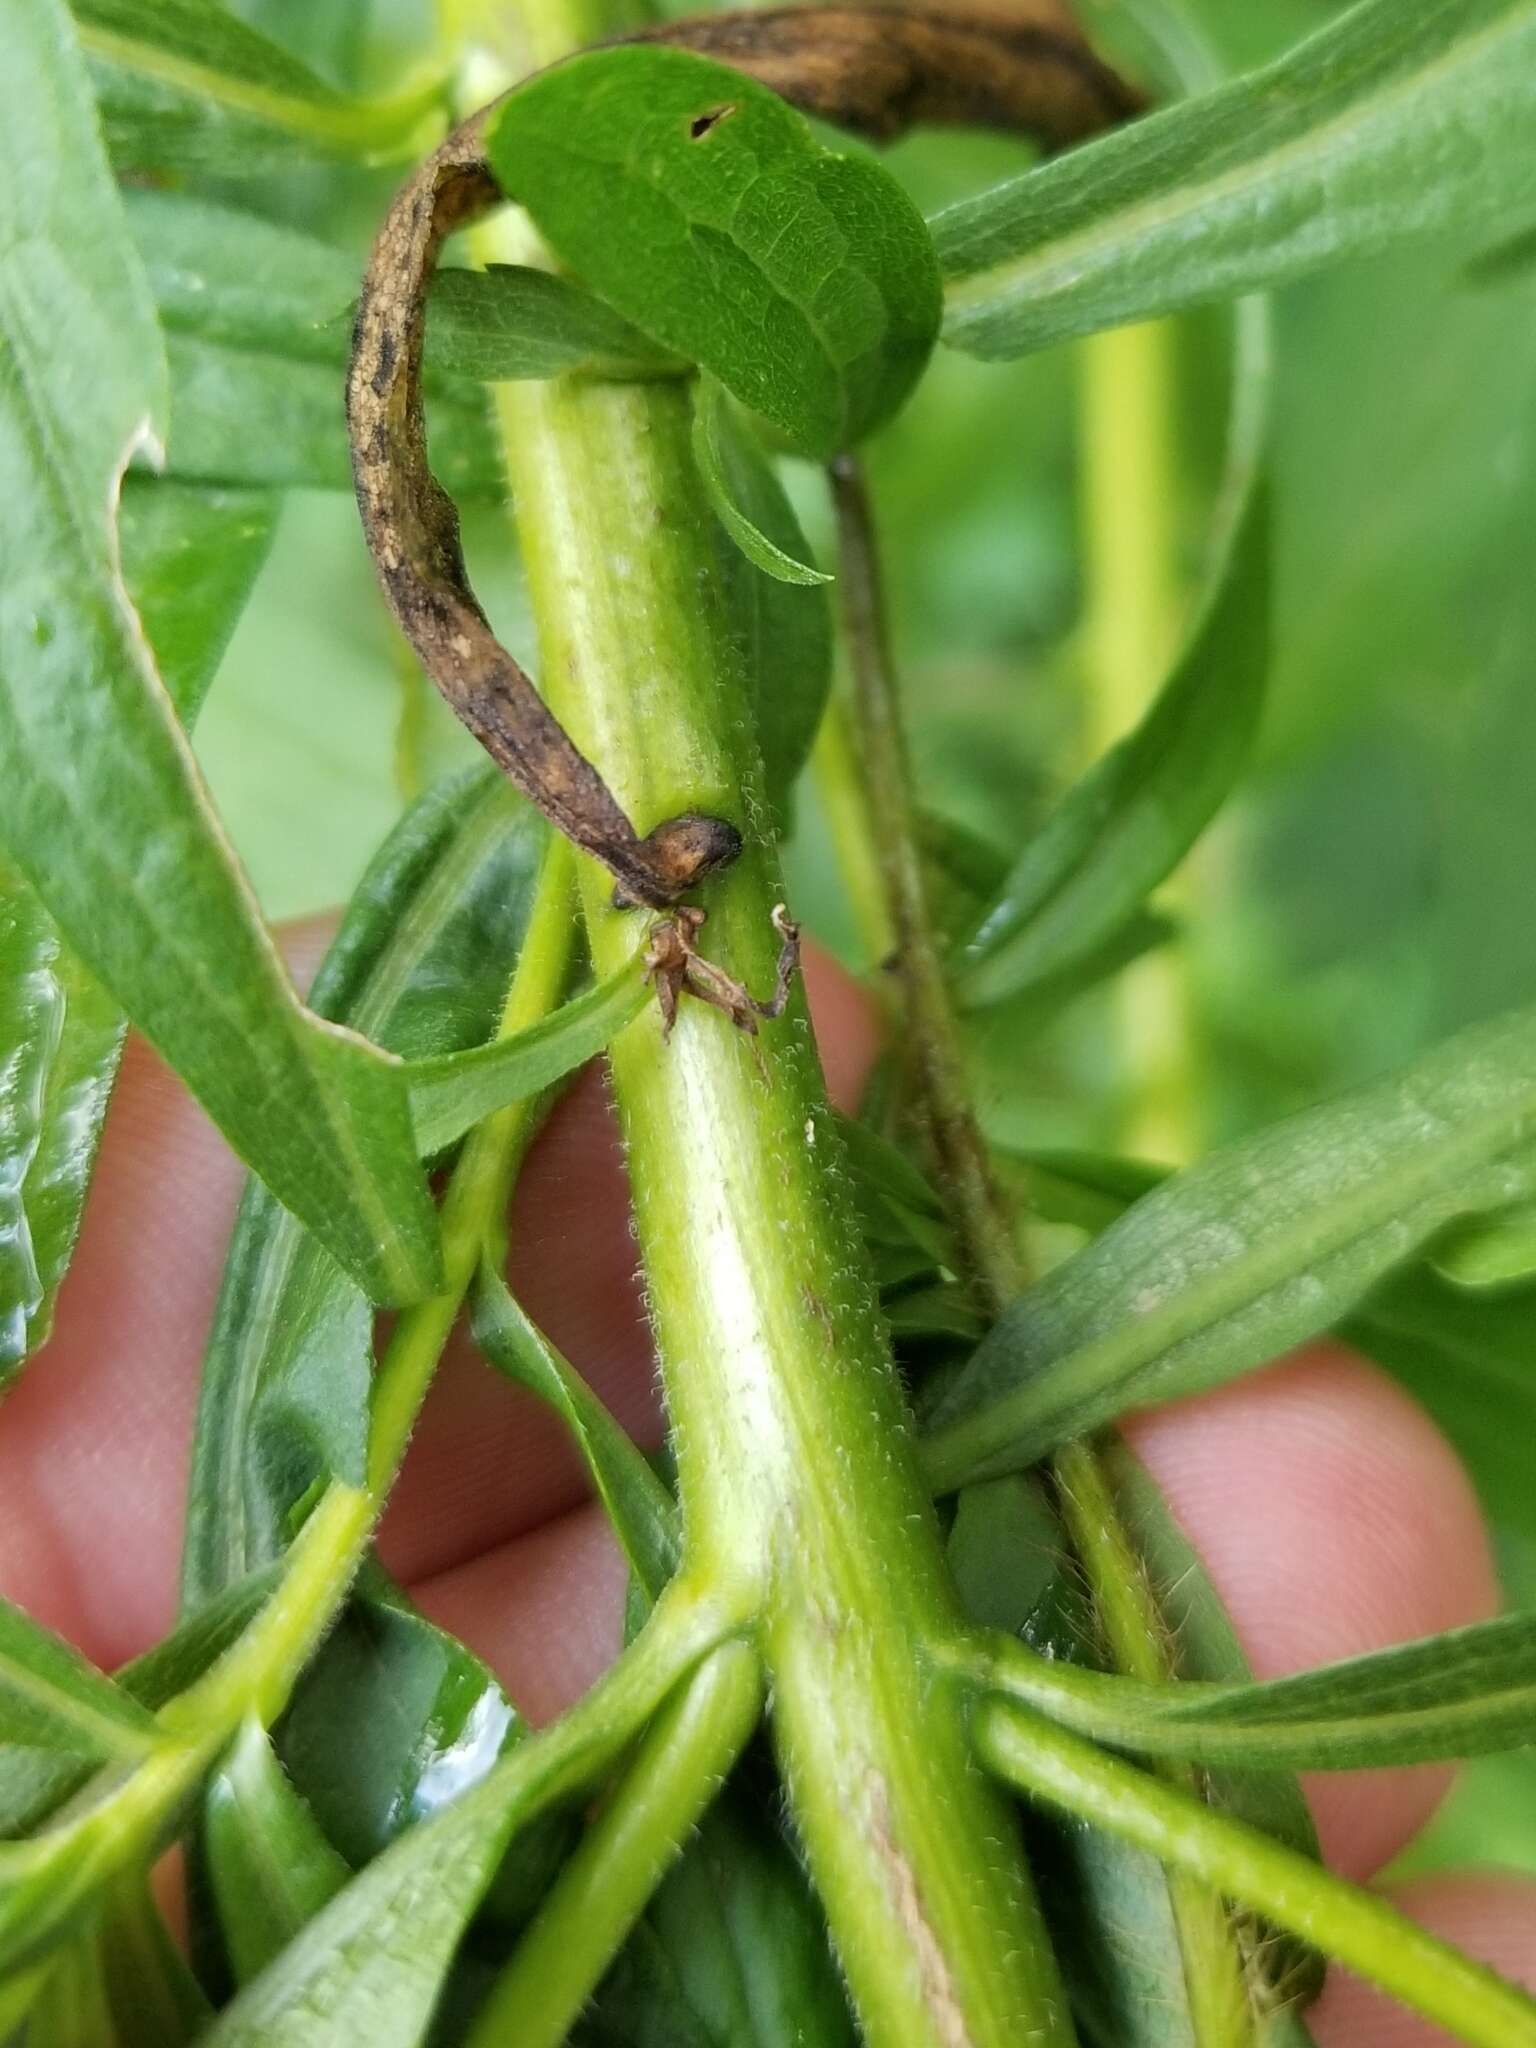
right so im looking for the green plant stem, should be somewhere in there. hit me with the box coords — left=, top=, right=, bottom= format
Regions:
left=831, top=452, right=1250, bottom=2041
left=369, top=834, right=576, bottom=1487
left=975, top=1697, right=1536, bottom=2048
left=828, top=454, right=1024, bottom=1310
left=465, top=1641, right=763, bottom=2048
left=1078, top=318, right=1202, bottom=1164
left=493, top=354, right=1073, bottom=2048
left=811, top=693, right=897, bottom=975
left=480, top=120, right=1074, bottom=2048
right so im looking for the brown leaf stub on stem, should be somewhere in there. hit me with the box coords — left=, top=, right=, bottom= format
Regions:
left=345, top=4, right=1141, bottom=907
left=346, top=114, right=724, bottom=911
left=628, top=3, right=1145, bottom=149
left=644, top=903, right=803, bottom=1037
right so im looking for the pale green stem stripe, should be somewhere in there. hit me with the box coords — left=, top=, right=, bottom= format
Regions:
left=976, top=1700, right=1536, bottom=2048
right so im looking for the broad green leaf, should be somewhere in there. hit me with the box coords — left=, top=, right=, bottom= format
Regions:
left=0, top=1603, right=155, bottom=1759
left=923, top=998, right=1536, bottom=1488
left=275, top=1568, right=522, bottom=1870
left=96, top=1873, right=210, bottom=2046
left=486, top=47, right=942, bottom=457
left=473, top=1271, right=681, bottom=1599
left=589, top=1791, right=856, bottom=2048
left=197, top=1769, right=517, bottom=2048
left=72, top=0, right=443, bottom=174
left=0, top=3, right=440, bottom=1304
left=205, top=1718, right=349, bottom=1983
left=430, top=265, right=677, bottom=383
left=152, top=333, right=499, bottom=497
left=182, top=769, right=543, bottom=1606
left=937, top=0, right=1536, bottom=359
left=123, top=188, right=355, bottom=365
left=956, top=307, right=1270, bottom=1008
left=408, top=959, right=648, bottom=1158
left=691, top=384, right=832, bottom=588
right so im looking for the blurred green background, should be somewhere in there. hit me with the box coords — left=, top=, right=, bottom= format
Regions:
left=202, top=0, right=1536, bottom=1871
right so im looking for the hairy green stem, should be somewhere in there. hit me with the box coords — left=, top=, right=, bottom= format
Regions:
left=492, top=348, right=1072, bottom=2047
left=976, top=1699, right=1536, bottom=2048
left=369, top=834, right=576, bottom=1486
left=831, top=452, right=1250, bottom=2040
left=828, top=454, right=1024, bottom=1310
left=465, top=1641, right=763, bottom=2047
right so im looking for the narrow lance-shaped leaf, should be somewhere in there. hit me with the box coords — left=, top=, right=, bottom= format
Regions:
left=123, top=186, right=499, bottom=493
left=0, top=1601, right=156, bottom=1759
left=0, top=1566, right=286, bottom=1848
left=182, top=768, right=544, bottom=1605
left=408, top=958, right=648, bottom=1159
left=692, top=382, right=832, bottom=588
left=937, top=0, right=1536, bottom=360
left=204, top=1718, right=350, bottom=1985
left=976, top=1700, right=1536, bottom=2048
left=1076, top=1608, right=1536, bottom=1771
left=473, top=1270, right=681, bottom=1599
left=923, top=996, right=1536, bottom=1489
left=702, top=398, right=835, bottom=826
left=956, top=302, right=1271, bottom=1008
left=71, top=0, right=443, bottom=176
left=197, top=1600, right=700, bottom=2048
left=0, top=1, right=442, bottom=1304
left=127, top=188, right=667, bottom=385
left=486, top=46, right=942, bottom=458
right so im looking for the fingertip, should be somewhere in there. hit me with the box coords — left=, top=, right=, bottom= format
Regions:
left=801, top=938, right=880, bottom=1114
left=409, top=1500, right=629, bottom=1727
left=1124, top=1345, right=1499, bottom=1878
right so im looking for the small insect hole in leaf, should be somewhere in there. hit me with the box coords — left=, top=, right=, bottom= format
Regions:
left=689, top=103, right=736, bottom=140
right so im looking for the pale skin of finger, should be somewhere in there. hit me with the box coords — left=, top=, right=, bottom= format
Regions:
left=3, top=927, right=1533, bottom=2044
